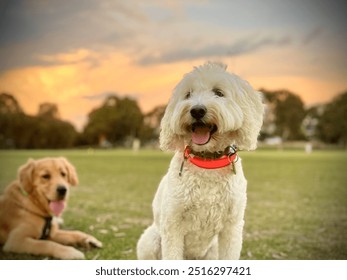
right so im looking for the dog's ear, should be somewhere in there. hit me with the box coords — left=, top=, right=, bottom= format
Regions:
left=233, top=85, right=265, bottom=151
left=59, top=157, right=79, bottom=186
left=159, top=95, right=184, bottom=152
left=18, top=159, right=36, bottom=193
left=159, top=102, right=176, bottom=151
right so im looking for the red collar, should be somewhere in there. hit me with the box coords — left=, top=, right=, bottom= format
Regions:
left=181, top=146, right=238, bottom=174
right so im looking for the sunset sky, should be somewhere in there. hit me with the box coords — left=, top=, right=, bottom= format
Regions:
left=0, top=0, right=346, bottom=130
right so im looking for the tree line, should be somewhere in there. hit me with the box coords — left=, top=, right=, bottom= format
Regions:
left=0, top=89, right=346, bottom=149
left=261, top=89, right=347, bottom=147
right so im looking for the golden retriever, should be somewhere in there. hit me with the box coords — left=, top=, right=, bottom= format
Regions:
left=0, top=157, right=102, bottom=259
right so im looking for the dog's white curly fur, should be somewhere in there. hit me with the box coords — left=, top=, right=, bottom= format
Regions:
left=137, top=62, right=264, bottom=260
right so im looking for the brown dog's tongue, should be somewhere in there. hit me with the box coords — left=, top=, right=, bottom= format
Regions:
left=192, top=126, right=211, bottom=145
left=49, top=201, right=66, bottom=216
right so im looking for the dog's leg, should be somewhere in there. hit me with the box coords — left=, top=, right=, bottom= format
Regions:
left=219, top=190, right=247, bottom=260
left=218, top=173, right=247, bottom=260
left=137, top=224, right=161, bottom=260
left=218, top=219, right=244, bottom=259
left=203, top=237, right=219, bottom=260
left=4, top=228, right=85, bottom=259
left=50, top=229, right=102, bottom=249
left=160, top=217, right=185, bottom=260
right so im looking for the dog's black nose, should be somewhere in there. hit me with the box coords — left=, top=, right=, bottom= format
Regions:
left=56, top=185, right=67, bottom=197
left=190, top=105, right=207, bottom=119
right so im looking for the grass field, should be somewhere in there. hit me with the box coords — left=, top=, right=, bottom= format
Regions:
left=0, top=149, right=346, bottom=260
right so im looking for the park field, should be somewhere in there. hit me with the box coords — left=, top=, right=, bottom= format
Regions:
left=0, top=149, right=346, bottom=260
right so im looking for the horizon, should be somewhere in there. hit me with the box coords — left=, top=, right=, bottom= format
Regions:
left=3, top=87, right=342, bottom=133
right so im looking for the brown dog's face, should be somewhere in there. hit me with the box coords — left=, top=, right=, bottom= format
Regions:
left=18, top=157, right=78, bottom=215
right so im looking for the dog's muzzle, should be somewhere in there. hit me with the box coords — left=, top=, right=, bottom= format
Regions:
left=56, top=185, right=67, bottom=199
left=189, top=105, right=217, bottom=145
left=190, top=105, right=207, bottom=120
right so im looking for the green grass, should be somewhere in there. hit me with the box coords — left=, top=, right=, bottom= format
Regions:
left=0, top=149, right=346, bottom=260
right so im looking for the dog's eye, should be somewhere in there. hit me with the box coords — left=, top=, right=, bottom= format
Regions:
left=61, top=171, right=66, bottom=177
left=42, top=174, right=51, bottom=180
left=185, top=92, right=191, bottom=99
left=213, top=88, right=224, bottom=97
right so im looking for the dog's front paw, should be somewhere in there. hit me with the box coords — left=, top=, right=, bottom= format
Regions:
left=83, top=235, right=103, bottom=249
left=57, top=247, right=85, bottom=260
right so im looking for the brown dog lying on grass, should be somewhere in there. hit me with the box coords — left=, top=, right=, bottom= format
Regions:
left=0, top=157, right=102, bottom=259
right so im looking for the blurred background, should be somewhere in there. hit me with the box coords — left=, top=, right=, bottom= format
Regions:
left=0, top=0, right=346, bottom=150
left=1, top=0, right=347, bottom=260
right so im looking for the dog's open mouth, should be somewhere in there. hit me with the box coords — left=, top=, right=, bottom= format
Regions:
left=191, top=122, right=217, bottom=145
left=49, top=200, right=66, bottom=216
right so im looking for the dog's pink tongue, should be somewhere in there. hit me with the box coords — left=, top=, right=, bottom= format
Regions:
left=49, top=201, right=66, bottom=216
left=192, top=127, right=211, bottom=145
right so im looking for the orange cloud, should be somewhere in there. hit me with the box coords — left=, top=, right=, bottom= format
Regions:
left=38, top=49, right=99, bottom=64
left=250, top=75, right=346, bottom=105
left=0, top=47, right=346, bottom=131
left=0, top=49, right=193, bottom=129
left=222, top=46, right=347, bottom=105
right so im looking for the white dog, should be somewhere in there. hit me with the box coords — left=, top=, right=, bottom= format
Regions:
left=137, top=62, right=264, bottom=260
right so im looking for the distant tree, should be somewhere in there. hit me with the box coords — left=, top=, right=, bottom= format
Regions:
left=28, top=117, right=78, bottom=148
left=139, top=105, right=166, bottom=142
left=302, top=105, right=324, bottom=140
left=33, top=103, right=78, bottom=148
left=83, top=95, right=144, bottom=146
left=38, top=103, right=60, bottom=119
left=0, top=93, right=78, bottom=149
left=0, top=93, right=23, bottom=114
left=0, top=93, right=25, bottom=148
left=262, top=89, right=306, bottom=140
left=318, top=91, right=347, bottom=147
left=144, top=105, right=166, bottom=130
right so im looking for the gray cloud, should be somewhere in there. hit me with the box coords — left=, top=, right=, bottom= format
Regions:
left=302, top=27, right=323, bottom=45
left=137, top=35, right=292, bottom=65
left=1, top=0, right=346, bottom=74
left=82, top=92, right=113, bottom=101
left=0, top=0, right=145, bottom=72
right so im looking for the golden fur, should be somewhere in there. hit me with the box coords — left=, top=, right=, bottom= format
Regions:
left=0, top=157, right=102, bottom=259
